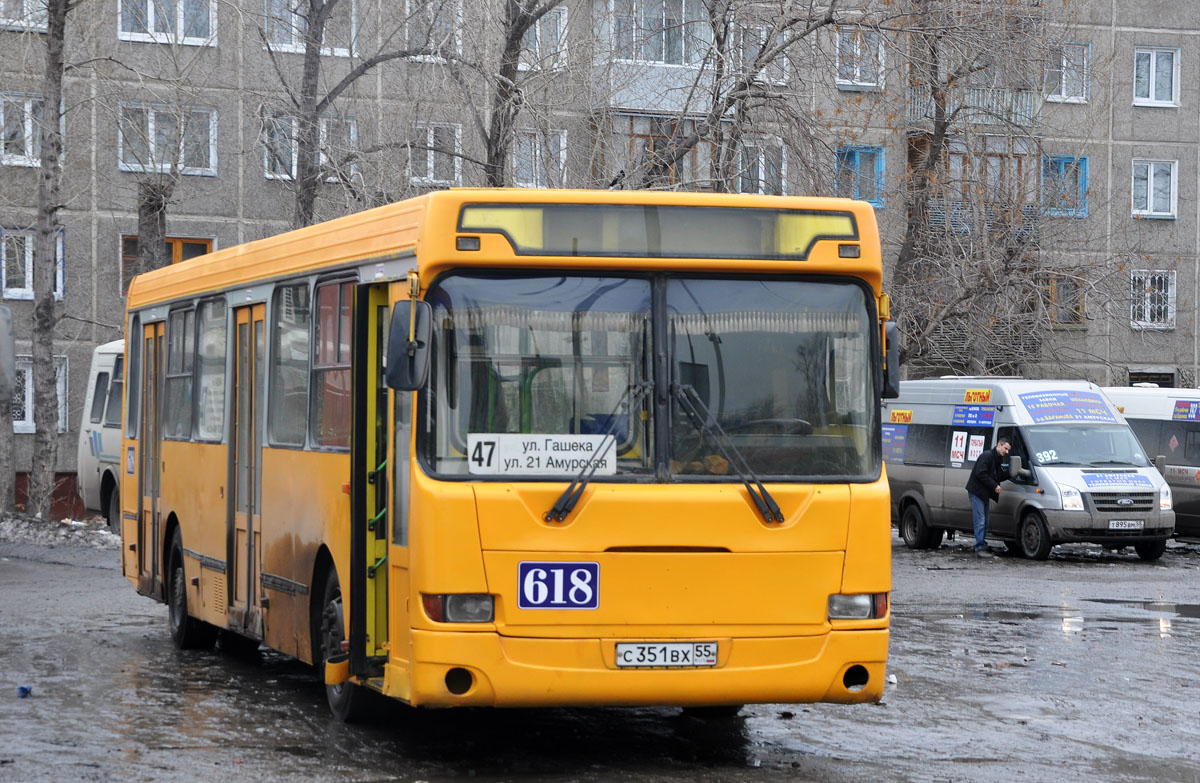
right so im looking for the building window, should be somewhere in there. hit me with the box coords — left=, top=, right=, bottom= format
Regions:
left=740, top=139, right=785, bottom=196
left=836, top=25, right=882, bottom=89
left=121, top=235, right=211, bottom=294
left=618, top=114, right=711, bottom=188
left=11, top=355, right=67, bottom=434
left=613, top=0, right=710, bottom=66
left=119, top=0, right=215, bottom=44
left=0, top=0, right=47, bottom=31
left=738, top=25, right=787, bottom=85
left=2, top=228, right=63, bottom=300
left=1130, top=269, right=1175, bottom=330
left=1041, top=273, right=1084, bottom=325
left=836, top=146, right=883, bottom=205
left=410, top=124, right=460, bottom=186
left=406, top=0, right=461, bottom=59
left=1045, top=42, right=1088, bottom=103
left=1, top=93, right=42, bottom=167
left=118, top=104, right=217, bottom=176
left=262, top=113, right=354, bottom=181
left=1133, top=47, right=1179, bottom=106
left=1132, top=159, right=1176, bottom=218
left=520, top=6, right=567, bottom=69
left=1042, top=155, right=1087, bottom=217
left=513, top=129, right=565, bottom=188
left=264, top=0, right=354, bottom=56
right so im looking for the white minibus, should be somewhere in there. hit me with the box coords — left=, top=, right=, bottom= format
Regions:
left=884, top=378, right=1173, bottom=560
left=76, top=339, right=124, bottom=529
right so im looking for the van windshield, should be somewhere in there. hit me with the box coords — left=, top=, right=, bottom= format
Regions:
left=1024, top=424, right=1150, bottom=468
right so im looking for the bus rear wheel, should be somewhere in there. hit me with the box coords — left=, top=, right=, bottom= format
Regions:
left=167, top=530, right=216, bottom=650
left=1018, top=512, right=1052, bottom=561
left=105, top=485, right=120, bottom=532
left=318, top=570, right=370, bottom=722
left=900, top=504, right=942, bottom=550
left=1134, top=540, right=1167, bottom=561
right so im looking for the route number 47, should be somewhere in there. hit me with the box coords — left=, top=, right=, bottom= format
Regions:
left=472, top=439, right=496, bottom=468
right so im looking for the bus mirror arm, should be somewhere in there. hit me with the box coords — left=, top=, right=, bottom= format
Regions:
left=386, top=300, right=433, bottom=391
left=882, top=321, right=900, bottom=399
left=1155, top=454, right=1166, bottom=474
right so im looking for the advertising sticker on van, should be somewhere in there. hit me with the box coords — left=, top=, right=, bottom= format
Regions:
left=963, top=389, right=992, bottom=403
left=882, top=424, right=907, bottom=462
left=890, top=409, right=913, bottom=424
left=952, top=405, right=995, bottom=426
left=1171, top=400, right=1200, bottom=421
left=1018, top=390, right=1116, bottom=424
left=1081, top=473, right=1154, bottom=490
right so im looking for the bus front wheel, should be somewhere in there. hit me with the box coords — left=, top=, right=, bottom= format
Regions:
left=1134, top=539, right=1167, bottom=561
left=1018, top=512, right=1052, bottom=561
left=167, top=530, right=216, bottom=650
left=900, top=504, right=942, bottom=550
left=318, top=570, right=370, bottom=722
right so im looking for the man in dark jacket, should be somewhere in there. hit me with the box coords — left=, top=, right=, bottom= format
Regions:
left=966, top=438, right=1012, bottom=558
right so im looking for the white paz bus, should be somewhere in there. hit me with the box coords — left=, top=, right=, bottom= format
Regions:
left=76, top=339, right=125, bottom=529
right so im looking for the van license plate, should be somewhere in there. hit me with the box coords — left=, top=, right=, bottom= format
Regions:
left=1109, top=520, right=1144, bottom=530
left=616, top=642, right=718, bottom=668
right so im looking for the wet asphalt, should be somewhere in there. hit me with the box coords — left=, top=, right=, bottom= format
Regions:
left=2, top=534, right=1199, bottom=783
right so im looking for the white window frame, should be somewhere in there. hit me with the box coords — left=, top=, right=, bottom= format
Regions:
left=738, top=137, right=787, bottom=195
left=519, top=6, right=568, bottom=70
left=2, top=228, right=64, bottom=301
left=11, top=355, right=68, bottom=434
left=410, top=123, right=461, bottom=186
left=0, top=0, right=47, bottom=31
left=1133, top=46, right=1180, bottom=107
left=835, top=24, right=883, bottom=90
left=612, top=0, right=710, bottom=67
left=513, top=128, right=567, bottom=188
left=262, top=113, right=296, bottom=180
left=117, top=0, right=218, bottom=46
left=738, top=24, right=788, bottom=87
left=405, top=0, right=462, bottom=62
left=317, top=115, right=358, bottom=183
left=1045, top=42, right=1089, bottom=103
left=118, top=103, right=218, bottom=177
left=1131, top=158, right=1177, bottom=218
left=1, top=92, right=42, bottom=167
left=263, top=0, right=355, bottom=57
left=1130, top=269, right=1176, bottom=330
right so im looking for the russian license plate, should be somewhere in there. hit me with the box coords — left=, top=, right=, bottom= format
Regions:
left=615, top=642, right=718, bottom=668
left=1109, top=520, right=1144, bottom=531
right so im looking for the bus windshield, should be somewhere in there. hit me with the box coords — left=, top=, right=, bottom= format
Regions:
left=421, top=273, right=876, bottom=480
left=1024, top=423, right=1151, bottom=468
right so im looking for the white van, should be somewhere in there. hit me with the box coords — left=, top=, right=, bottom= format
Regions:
left=77, top=339, right=124, bottom=529
left=1102, top=386, right=1200, bottom=540
left=883, top=378, right=1174, bottom=560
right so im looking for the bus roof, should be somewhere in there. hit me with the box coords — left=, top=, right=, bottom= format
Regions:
left=125, top=189, right=881, bottom=311
left=889, top=378, right=1121, bottom=427
left=1102, top=386, right=1200, bottom=418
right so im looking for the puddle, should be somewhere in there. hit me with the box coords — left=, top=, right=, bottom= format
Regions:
left=1081, top=599, right=1200, bottom=619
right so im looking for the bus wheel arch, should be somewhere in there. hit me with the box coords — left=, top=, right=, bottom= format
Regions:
left=1018, top=510, right=1052, bottom=561
left=899, top=496, right=942, bottom=550
left=310, top=552, right=370, bottom=722
left=166, top=523, right=217, bottom=650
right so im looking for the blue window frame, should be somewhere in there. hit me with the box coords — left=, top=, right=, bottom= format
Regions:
left=1042, top=155, right=1088, bottom=217
left=835, top=146, right=884, bottom=207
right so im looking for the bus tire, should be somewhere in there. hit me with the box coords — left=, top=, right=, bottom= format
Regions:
left=105, top=484, right=120, bottom=532
left=1134, top=540, right=1167, bottom=561
left=167, top=530, right=216, bottom=650
left=900, top=503, right=942, bottom=550
left=1018, top=512, right=1052, bottom=561
left=318, top=570, right=369, bottom=722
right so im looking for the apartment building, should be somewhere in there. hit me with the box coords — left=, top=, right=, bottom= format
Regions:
left=0, top=0, right=1197, bottom=502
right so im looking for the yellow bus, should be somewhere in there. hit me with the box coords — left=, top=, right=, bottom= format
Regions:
left=120, top=188, right=899, bottom=720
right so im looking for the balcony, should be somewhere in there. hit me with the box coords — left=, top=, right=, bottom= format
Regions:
left=908, top=86, right=1037, bottom=128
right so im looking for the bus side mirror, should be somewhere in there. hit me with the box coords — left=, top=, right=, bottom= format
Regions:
left=1009, top=455, right=1023, bottom=479
left=882, top=321, right=900, bottom=399
left=385, top=300, right=432, bottom=391
left=0, top=306, right=14, bottom=404
left=1155, top=454, right=1166, bottom=474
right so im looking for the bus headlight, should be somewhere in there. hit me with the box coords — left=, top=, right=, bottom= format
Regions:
left=1058, top=484, right=1084, bottom=512
left=1161, top=484, right=1173, bottom=511
left=828, top=593, right=888, bottom=620
left=421, top=594, right=495, bottom=623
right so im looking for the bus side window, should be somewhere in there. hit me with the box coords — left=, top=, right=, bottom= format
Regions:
left=1128, top=418, right=1161, bottom=461
left=997, top=426, right=1032, bottom=481
left=104, top=357, right=123, bottom=428
left=1185, top=426, right=1200, bottom=464
left=89, top=371, right=110, bottom=424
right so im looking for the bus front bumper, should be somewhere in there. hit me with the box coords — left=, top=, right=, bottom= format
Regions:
left=387, top=628, right=889, bottom=708
left=1041, top=509, right=1174, bottom=543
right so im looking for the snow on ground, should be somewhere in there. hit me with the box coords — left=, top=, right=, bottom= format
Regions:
left=0, top=512, right=120, bottom=549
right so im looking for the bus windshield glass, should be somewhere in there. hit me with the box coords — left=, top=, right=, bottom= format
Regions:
left=1024, top=424, right=1151, bottom=468
left=421, top=273, right=876, bottom=480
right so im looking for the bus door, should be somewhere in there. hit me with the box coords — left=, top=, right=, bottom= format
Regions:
left=349, top=283, right=394, bottom=680
left=138, top=321, right=164, bottom=596
left=230, top=303, right=265, bottom=637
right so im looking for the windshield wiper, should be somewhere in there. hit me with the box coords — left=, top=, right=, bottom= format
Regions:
left=1089, top=460, right=1138, bottom=466
left=544, top=381, right=652, bottom=523
left=672, top=383, right=784, bottom=524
